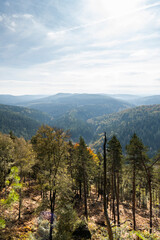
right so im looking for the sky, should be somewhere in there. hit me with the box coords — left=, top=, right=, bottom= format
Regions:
left=0, top=0, right=160, bottom=96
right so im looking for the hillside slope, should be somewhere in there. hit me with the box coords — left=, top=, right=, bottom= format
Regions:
left=0, top=104, right=52, bottom=139
left=21, top=93, right=133, bottom=119
left=91, top=104, right=160, bottom=156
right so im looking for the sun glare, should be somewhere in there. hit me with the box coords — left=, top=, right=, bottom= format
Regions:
left=88, top=0, right=143, bottom=19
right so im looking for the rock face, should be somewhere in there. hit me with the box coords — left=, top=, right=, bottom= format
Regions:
left=72, top=224, right=91, bottom=239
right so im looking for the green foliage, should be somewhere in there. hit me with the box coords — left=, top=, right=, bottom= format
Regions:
left=31, top=125, right=68, bottom=187
left=1, top=166, right=22, bottom=207
left=33, top=219, right=50, bottom=240
left=0, top=123, right=159, bottom=239
left=54, top=174, right=78, bottom=240
left=126, top=133, right=145, bottom=166
left=0, top=132, right=14, bottom=190
left=0, top=166, right=21, bottom=230
left=134, top=230, right=159, bottom=240
left=90, top=224, right=159, bottom=240
left=13, top=137, right=35, bottom=179
left=108, top=135, right=122, bottom=170
left=0, top=218, right=6, bottom=229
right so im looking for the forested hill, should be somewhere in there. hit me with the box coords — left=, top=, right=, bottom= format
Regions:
left=0, top=94, right=132, bottom=143
left=135, top=95, right=160, bottom=106
left=0, top=104, right=52, bottom=139
left=20, top=93, right=133, bottom=119
left=0, top=98, right=160, bottom=156
left=91, top=104, right=160, bottom=156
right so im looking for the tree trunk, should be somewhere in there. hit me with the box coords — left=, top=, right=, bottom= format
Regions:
left=138, top=185, right=141, bottom=208
left=84, top=177, right=88, bottom=220
left=103, top=133, right=113, bottom=240
left=18, top=188, right=22, bottom=220
left=132, top=163, right=136, bottom=230
left=101, top=176, right=103, bottom=200
left=148, top=175, right=152, bottom=234
left=112, top=172, right=116, bottom=224
left=49, top=190, right=56, bottom=240
left=4, top=159, right=7, bottom=199
left=79, top=181, right=82, bottom=199
left=18, top=174, right=22, bottom=220
left=83, top=159, right=88, bottom=220
left=98, top=176, right=100, bottom=198
left=116, top=171, right=120, bottom=226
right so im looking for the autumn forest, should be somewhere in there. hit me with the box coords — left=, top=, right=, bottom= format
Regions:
left=0, top=124, right=159, bottom=240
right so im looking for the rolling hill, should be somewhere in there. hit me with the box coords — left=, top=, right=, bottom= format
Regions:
left=136, top=95, right=160, bottom=105
left=20, top=93, right=133, bottom=119
left=0, top=104, right=52, bottom=139
left=1, top=94, right=160, bottom=156
left=91, top=104, right=160, bottom=156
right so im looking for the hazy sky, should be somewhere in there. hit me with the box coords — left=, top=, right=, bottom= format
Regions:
left=0, top=0, right=160, bottom=95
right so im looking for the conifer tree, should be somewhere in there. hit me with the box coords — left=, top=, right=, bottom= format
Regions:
left=141, top=153, right=160, bottom=233
left=77, top=137, right=89, bottom=219
left=126, top=133, right=145, bottom=230
left=108, top=135, right=122, bottom=226
left=103, top=133, right=113, bottom=240
left=74, top=137, right=94, bottom=220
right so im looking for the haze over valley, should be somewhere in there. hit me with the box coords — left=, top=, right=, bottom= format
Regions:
left=0, top=93, right=160, bottom=156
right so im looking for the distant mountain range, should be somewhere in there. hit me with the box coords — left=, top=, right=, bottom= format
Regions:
left=110, top=94, right=160, bottom=105
left=1, top=93, right=160, bottom=108
left=19, top=93, right=133, bottom=119
left=0, top=94, right=47, bottom=106
left=0, top=93, right=160, bottom=156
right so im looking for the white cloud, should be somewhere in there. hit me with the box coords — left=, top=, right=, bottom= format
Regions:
left=0, top=0, right=160, bottom=95
left=12, top=14, right=33, bottom=19
left=47, top=31, right=66, bottom=41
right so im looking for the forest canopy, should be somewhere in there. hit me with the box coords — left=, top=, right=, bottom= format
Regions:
left=0, top=126, right=159, bottom=239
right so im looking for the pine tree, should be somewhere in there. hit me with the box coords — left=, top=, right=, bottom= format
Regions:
left=141, top=152, right=160, bottom=233
left=103, top=133, right=113, bottom=240
left=74, top=137, right=94, bottom=220
left=108, top=135, right=122, bottom=226
left=126, top=133, right=145, bottom=230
